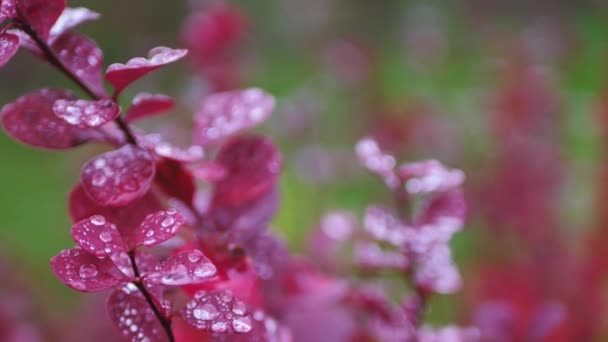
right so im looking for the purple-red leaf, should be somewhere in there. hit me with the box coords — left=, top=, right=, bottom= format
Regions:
left=364, top=206, right=408, bottom=246
left=205, top=187, right=279, bottom=245
left=81, top=145, right=157, bottom=207
left=107, top=285, right=168, bottom=342
left=69, top=183, right=164, bottom=247
left=212, top=135, right=282, bottom=206
left=0, top=33, right=19, bottom=67
left=17, top=0, right=66, bottom=41
left=180, top=290, right=255, bottom=334
left=125, top=93, right=175, bottom=123
left=355, top=137, right=399, bottom=189
left=398, top=160, right=465, bottom=195
left=0, top=89, right=100, bottom=149
left=105, top=47, right=188, bottom=96
left=51, top=32, right=106, bottom=98
left=53, top=98, right=119, bottom=128
left=145, top=249, right=217, bottom=286
left=50, top=247, right=125, bottom=292
left=133, top=209, right=185, bottom=247
left=193, top=88, right=275, bottom=145
left=154, top=158, right=197, bottom=206
left=191, top=161, right=226, bottom=182
left=0, top=0, right=16, bottom=21
left=71, top=215, right=127, bottom=258
left=140, top=133, right=204, bottom=162
left=49, top=7, right=100, bottom=42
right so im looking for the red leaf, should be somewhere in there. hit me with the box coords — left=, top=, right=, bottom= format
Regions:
left=191, top=161, right=226, bottom=182
left=355, top=137, right=398, bottom=189
left=105, top=47, right=188, bottom=96
left=398, top=159, right=465, bottom=195
left=363, top=206, right=408, bottom=246
left=81, top=145, right=157, bottom=207
left=17, top=0, right=66, bottom=41
left=0, top=32, right=19, bottom=67
left=155, top=158, right=196, bottom=206
left=107, top=285, right=169, bottom=342
left=50, top=247, right=125, bottom=292
left=125, top=93, right=175, bottom=123
left=48, top=7, right=99, bottom=42
left=0, top=0, right=16, bottom=21
left=212, top=135, right=282, bottom=206
left=0, top=89, right=100, bottom=149
left=140, top=133, right=204, bottom=162
left=205, top=187, right=279, bottom=245
left=53, top=98, right=119, bottom=128
left=51, top=32, right=106, bottom=98
left=133, top=209, right=185, bottom=247
left=71, top=215, right=127, bottom=258
left=145, top=249, right=217, bottom=286
left=68, top=183, right=163, bottom=247
left=180, top=290, right=256, bottom=334
left=193, top=88, right=275, bottom=145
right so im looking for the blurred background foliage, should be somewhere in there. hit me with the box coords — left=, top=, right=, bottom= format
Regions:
left=1, top=0, right=608, bottom=328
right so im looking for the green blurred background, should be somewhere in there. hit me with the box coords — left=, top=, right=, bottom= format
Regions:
left=1, top=0, right=608, bottom=326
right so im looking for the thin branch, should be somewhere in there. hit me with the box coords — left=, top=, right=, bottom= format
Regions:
left=17, top=21, right=138, bottom=145
left=129, top=251, right=176, bottom=342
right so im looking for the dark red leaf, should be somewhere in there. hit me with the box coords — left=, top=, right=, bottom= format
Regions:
left=155, top=158, right=196, bottom=206
left=107, top=285, right=169, bottom=342
left=105, top=47, right=188, bottom=96
left=17, top=0, right=66, bottom=41
left=414, top=189, right=467, bottom=227
left=0, top=33, right=19, bottom=67
left=125, top=93, right=175, bottom=123
left=212, top=135, right=282, bottom=206
left=180, top=290, right=256, bottom=334
left=0, top=89, right=100, bottom=149
left=145, top=249, right=217, bottom=286
left=71, top=215, right=127, bottom=258
left=133, top=209, right=185, bottom=247
left=81, top=145, right=157, bottom=207
left=50, top=247, right=125, bottom=292
left=68, top=183, right=163, bottom=247
left=193, top=88, right=275, bottom=145
left=51, top=32, right=106, bottom=98
left=53, top=98, right=119, bottom=128
left=48, top=7, right=99, bottom=42
left=205, top=187, right=279, bottom=245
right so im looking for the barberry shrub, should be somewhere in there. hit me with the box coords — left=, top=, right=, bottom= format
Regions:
left=0, top=1, right=475, bottom=341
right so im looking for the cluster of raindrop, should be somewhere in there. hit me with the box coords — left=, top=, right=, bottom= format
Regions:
left=194, top=88, right=275, bottom=144
left=182, top=290, right=254, bottom=334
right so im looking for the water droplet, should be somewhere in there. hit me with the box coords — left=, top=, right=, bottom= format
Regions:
left=91, top=173, right=107, bottom=187
left=161, top=216, right=175, bottom=228
left=211, top=321, right=228, bottom=333
left=187, top=250, right=202, bottom=263
left=192, top=303, right=218, bottom=321
left=99, top=231, right=113, bottom=242
left=232, top=316, right=253, bottom=333
left=79, top=264, right=98, bottom=278
left=232, top=301, right=247, bottom=315
left=91, top=215, right=106, bottom=226
left=146, top=230, right=154, bottom=237
left=194, top=263, right=216, bottom=278
left=221, top=290, right=233, bottom=302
